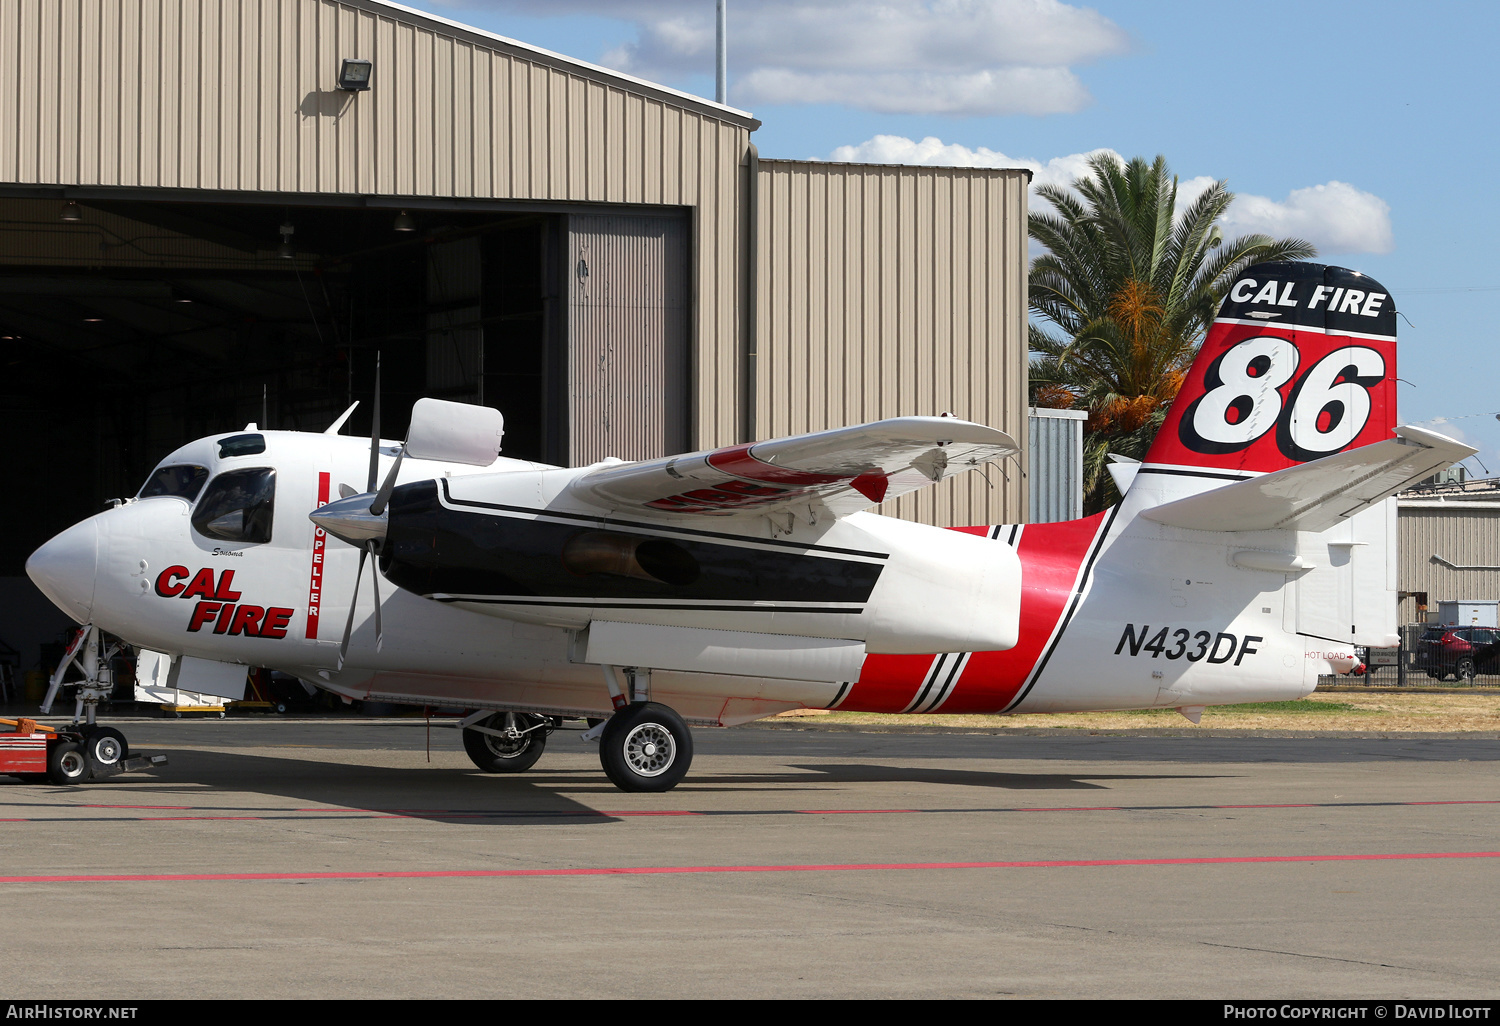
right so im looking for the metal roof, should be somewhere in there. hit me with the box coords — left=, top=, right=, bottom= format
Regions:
left=351, top=0, right=761, bottom=130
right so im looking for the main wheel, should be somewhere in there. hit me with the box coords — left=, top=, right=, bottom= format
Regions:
left=46, top=742, right=90, bottom=785
left=598, top=702, right=693, bottom=793
left=84, top=727, right=128, bottom=769
left=462, top=712, right=548, bottom=773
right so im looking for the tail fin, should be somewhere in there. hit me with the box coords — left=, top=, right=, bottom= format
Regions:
left=1144, top=262, right=1397, bottom=475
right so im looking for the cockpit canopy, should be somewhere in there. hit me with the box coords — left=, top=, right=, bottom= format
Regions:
left=137, top=431, right=278, bottom=545
left=190, top=467, right=277, bottom=544
left=138, top=464, right=209, bottom=502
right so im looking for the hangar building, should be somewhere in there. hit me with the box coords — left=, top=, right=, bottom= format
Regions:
left=1397, top=477, right=1500, bottom=626
left=0, top=0, right=1030, bottom=674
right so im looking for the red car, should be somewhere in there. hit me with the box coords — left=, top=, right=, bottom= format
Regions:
left=1415, top=626, right=1500, bottom=680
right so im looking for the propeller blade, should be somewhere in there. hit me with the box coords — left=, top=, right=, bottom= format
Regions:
left=337, top=546, right=368, bottom=671
left=367, top=352, right=381, bottom=494
left=369, top=541, right=383, bottom=653
left=368, top=447, right=406, bottom=517
left=338, top=483, right=356, bottom=499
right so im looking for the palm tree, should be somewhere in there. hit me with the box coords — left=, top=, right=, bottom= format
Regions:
left=1028, top=154, right=1316, bottom=511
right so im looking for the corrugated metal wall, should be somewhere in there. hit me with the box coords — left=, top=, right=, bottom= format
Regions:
left=0, top=0, right=753, bottom=450
left=1398, top=501, right=1500, bottom=623
left=567, top=213, right=689, bottom=465
left=754, top=159, right=1030, bottom=528
left=1028, top=407, right=1085, bottom=523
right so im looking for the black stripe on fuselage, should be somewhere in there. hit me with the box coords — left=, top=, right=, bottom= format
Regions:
left=435, top=598, right=864, bottom=614
left=384, top=480, right=886, bottom=608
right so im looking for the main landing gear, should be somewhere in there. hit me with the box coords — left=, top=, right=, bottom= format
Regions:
left=597, top=702, right=694, bottom=793
left=456, top=702, right=696, bottom=792
left=461, top=712, right=550, bottom=773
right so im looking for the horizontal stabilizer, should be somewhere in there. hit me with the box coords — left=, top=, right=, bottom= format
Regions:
left=569, top=417, right=1017, bottom=518
left=1140, top=425, right=1475, bottom=533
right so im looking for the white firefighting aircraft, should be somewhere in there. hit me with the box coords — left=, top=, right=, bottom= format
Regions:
left=25, top=262, right=1473, bottom=791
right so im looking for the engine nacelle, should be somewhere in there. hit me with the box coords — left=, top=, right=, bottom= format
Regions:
left=846, top=513, right=1021, bottom=654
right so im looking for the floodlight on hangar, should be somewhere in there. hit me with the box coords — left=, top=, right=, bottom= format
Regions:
left=393, top=210, right=416, bottom=232
left=337, top=59, right=373, bottom=92
left=60, top=202, right=81, bottom=223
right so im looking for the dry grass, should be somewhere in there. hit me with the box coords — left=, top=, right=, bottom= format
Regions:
left=771, top=690, right=1500, bottom=733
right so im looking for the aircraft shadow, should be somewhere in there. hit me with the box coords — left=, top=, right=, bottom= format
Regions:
left=13, top=752, right=1232, bottom=822
left=28, top=748, right=615, bottom=825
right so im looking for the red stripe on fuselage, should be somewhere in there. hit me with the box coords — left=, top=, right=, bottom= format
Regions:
left=841, top=511, right=1108, bottom=714
left=305, top=471, right=330, bottom=639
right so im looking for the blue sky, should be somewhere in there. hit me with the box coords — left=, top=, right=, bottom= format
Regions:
left=423, top=1, right=1500, bottom=472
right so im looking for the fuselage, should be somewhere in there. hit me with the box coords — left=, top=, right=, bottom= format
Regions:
left=27, top=426, right=1345, bottom=727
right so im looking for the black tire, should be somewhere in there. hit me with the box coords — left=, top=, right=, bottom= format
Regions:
left=46, top=742, right=90, bottom=785
left=462, top=713, right=548, bottom=773
left=84, top=727, right=128, bottom=769
left=598, top=702, right=693, bottom=793
left=1456, top=658, right=1477, bottom=681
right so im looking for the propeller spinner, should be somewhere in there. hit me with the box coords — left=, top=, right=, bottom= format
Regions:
left=309, top=360, right=505, bottom=669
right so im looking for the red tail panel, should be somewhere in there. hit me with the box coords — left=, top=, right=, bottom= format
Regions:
left=1145, top=263, right=1397, bottom=475
left=842, top=512, right=1109, bottom=714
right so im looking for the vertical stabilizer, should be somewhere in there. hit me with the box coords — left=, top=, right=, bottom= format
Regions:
left=1144, top=262, right=1397, bottom=478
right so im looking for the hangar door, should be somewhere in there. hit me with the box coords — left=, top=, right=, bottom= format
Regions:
left=567, top=214, right=690, bottom=465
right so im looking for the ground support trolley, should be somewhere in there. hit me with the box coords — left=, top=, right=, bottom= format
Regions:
left=0, top=717, right=167, bottom=785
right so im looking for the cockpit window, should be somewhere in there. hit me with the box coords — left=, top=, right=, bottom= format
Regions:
left=192, top=468, right=276, bottom=544
left=138, top=464, right=209, bottom=502
left=217, top=433, right=266, bottom=458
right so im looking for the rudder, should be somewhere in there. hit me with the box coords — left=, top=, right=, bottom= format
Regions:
left=1144, top=262, right=1397, bottom=475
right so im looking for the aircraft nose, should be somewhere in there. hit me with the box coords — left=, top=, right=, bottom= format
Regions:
left=26, top=517, right=100, bottom=624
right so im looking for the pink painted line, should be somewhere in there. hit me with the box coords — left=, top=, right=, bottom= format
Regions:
left=4, top=850, right=1500, bottom=884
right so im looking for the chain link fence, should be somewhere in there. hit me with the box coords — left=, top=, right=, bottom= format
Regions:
left=1324, top=623, right=1500, bottom=688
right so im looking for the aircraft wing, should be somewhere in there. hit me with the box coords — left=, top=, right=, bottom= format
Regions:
left=1141, top=425, right=1475, bottom=533
left=568, top=416, right=1018, bottom=518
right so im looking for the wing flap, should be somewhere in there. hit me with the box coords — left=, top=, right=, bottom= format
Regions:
left=569, top=416, right=1018, bottom=518
left=1140, top=425, right=1475, bottom=533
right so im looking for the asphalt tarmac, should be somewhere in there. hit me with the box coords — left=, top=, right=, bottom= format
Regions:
left=3, top=717, right=1498, bottom=999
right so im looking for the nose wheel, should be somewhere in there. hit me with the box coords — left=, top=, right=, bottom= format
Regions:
left=598, top=702, right=693, bottom=792
left=83, top=726, right=129, bottom=768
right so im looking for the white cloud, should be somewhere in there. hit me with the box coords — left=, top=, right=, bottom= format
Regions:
left=827, top=135, right=1121, bottom=188
left=441, top=1, right=1131, bottom=116
left=827, top=136, right=1395, bottom=255
left=1222, top=182, right=1394, bottom=255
